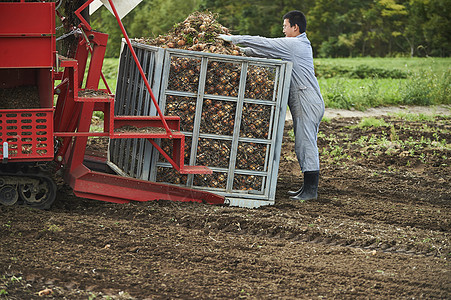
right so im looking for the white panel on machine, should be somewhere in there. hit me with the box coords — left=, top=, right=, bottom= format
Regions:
left=89, top=0, right=143, bottom=19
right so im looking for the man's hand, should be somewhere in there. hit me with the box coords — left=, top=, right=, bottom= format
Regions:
left=218, top=34, right=233, bottom=42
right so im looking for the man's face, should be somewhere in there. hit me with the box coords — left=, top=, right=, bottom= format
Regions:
left=283, top=19, right=298, bottom=37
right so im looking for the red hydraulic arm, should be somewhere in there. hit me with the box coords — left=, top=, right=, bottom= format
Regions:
left=75, top=0, right=173, bottom=137
left=50, top=0, right=224, bottom=205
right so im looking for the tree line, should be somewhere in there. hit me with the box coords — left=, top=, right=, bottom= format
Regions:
left=87, top=0, right=450, bottom=58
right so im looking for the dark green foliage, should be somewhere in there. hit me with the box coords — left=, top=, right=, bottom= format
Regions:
left=349, top=65, right=407, bottom=79
left=80, top=0, right=449, bottom=57
left=315, top=64, right=407, bottom=79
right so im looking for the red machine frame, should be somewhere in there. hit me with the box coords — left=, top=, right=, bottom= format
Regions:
left=0, top=0, right=224, bottom=206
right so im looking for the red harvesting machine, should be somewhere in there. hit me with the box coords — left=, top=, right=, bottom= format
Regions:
left=0, top=0, right=224, bottom=208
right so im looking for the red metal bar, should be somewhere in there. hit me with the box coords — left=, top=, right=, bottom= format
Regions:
left=79, top=18, right=111, bottom=94
left=66, top=165, right=224, bottom=204
left=85, top=35, right=108, bottom=89
left=147, top=138, right=182, bottom=172
left=103, top=0, right=173, bottom=138
left=67, top=29, right=110, bottom=171
left=54, top=31, right=110, bottom=161
left=74, top=0, right=93, bottom=31
left=145, top=139, right=211, bottom=174
left=53, top=43, right=83, bottom=161
left=100, top=72, right=112, bottom=94
left=54, top=132, right=110, bottom=137
left=71, top=1, right=111, bottom=94
left=113, top=116, right=181, bottom=131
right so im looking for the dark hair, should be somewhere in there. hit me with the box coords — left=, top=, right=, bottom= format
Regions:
left=283, top=10, right=307, bottom=33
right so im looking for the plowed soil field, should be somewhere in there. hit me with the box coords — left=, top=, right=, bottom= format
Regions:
left=1, top=112, right=450, bottom=299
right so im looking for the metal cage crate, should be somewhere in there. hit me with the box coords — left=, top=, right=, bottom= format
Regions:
left=110, top=41, right=292, bottom=208
left=109, top=42, right=164, bottom=179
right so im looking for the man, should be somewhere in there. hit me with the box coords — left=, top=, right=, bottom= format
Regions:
left=219, top=10, right=324, bottom=201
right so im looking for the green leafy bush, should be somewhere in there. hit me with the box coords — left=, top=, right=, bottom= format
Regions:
left=349, top=65, right=407, bottom=79
left=401, top=69, right=451, bottom=106
left=315, top=64, right=407, bottom=79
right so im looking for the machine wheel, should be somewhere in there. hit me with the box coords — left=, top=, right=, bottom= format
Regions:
left=0, top=185, right=19, bottom=206
left=19, top=176, right=56, bottom=210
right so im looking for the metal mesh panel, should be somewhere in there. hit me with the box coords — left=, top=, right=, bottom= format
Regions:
left=109, top=42, right=164, bottom=179
left=240, top=103, right=272, bottom=139
left=164, top=95, right=196, bottom=132
left=114, top=42, right=163, bottom=116
left=193, top=171, right=228, bottom=190
left=233, top=174, right=264, bottom=192
left=245, top=64, right=277, bottom=101
left=196, top=138, right=232, bottom=168
left=111, top=43, right=292, bottom=207
left=0, top=109, right=53, bottom=160
left=156, top=166, right=188, bottom=185
left=205, top=61, right=241, bottom=97
left=167, top=57, right=201, bottom=93
left=236, top=142, right=268, bottom=172
left=199, top=99, right=236, bottom=136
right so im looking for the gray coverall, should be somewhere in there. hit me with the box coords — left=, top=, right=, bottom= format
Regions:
left=229, top=33, right=325, bottom=172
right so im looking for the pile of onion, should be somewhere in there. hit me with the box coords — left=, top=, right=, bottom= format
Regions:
left=134, top=11, right=242, bottom=56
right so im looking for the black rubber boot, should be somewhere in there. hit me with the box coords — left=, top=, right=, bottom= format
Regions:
left=289, top=171, right=319, bottom=201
